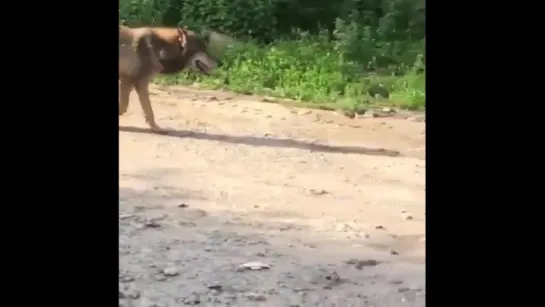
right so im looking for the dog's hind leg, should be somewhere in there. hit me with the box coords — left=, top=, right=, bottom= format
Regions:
left=119, top=77, right=134, bottom=116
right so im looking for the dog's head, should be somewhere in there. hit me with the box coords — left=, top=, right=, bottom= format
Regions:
left=176, top=27, right=218, bottom=75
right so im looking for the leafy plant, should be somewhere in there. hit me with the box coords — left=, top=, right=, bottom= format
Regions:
left=119, top=0, right=426, bottom=111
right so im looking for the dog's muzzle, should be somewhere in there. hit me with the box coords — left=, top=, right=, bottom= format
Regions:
left=190, top=52, right=217, bottom=75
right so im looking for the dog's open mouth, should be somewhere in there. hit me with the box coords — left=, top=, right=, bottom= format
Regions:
left=190, top=52, right=217, bottom=75
left=195, top=60, right=210, bottom=75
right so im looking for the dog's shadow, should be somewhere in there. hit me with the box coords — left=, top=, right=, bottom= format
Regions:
left=119, top=126, right=403, bottom=157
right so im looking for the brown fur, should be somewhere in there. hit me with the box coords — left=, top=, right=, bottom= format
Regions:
left=119, top=26, right=217, bottom=132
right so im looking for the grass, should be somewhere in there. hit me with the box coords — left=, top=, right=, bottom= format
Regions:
left=154, top=32, right=425, bottom=112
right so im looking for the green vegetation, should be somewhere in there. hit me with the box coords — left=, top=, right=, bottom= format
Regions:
left=119, top=0, right=425, bottom=111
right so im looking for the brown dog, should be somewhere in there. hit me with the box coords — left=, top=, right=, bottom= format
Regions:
left=119, top=25, right=217, bottom=132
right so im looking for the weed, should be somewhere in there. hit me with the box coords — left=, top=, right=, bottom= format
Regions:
left=156, top=34, right=425, bottom=111
left=120, top=0, right=425, bottom=111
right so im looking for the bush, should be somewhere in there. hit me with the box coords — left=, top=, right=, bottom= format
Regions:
left=119, top=0, right=426, bottom=110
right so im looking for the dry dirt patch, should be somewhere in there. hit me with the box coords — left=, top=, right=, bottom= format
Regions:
left=119, top=85, right=425, bottom=306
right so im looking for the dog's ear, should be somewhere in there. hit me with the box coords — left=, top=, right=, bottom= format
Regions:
left=177, top=27, right=189, bottom=47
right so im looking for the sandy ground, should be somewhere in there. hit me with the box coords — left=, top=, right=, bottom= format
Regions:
left=119, top=85, right=426, bottom=306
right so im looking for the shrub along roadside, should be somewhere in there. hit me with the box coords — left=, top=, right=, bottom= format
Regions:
left=120, top=0, right=425, bottom=112
left=155, top=35, right=425, bottom=112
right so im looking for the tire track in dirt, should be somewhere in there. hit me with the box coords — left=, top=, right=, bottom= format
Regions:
left=119, top=85, right=425, bottom=306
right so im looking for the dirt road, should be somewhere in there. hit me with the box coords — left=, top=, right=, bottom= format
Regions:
left=119, top=85, right=426, bottom=306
